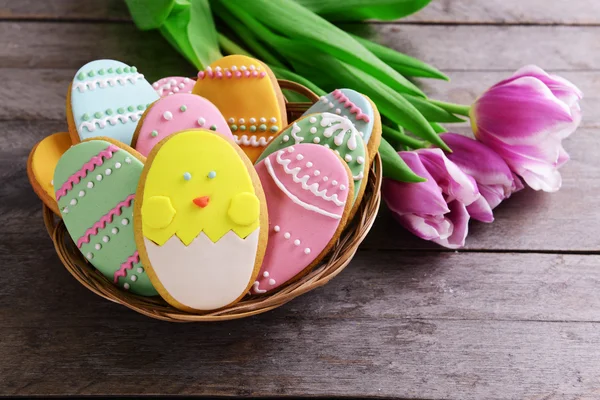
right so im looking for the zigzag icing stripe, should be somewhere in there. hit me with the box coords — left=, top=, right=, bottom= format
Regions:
left=290, top=123, right=304, bottom=144
left=332, top=89, right=371, bottom=123
left=234, top=134, right=273, bottom=147
left=76, top=194, right=135, bottom=248
left=275, top=150, right=346, bottom=207
left=79, top=111, right=143, bottom=133
left=73, top=73, right=144, bottom=93
left=319, top=113, right=359, bottom=151
left=55, top=144, right=120, bottom=201
left=113, top=251, right=139, bottom=283
left=265, top=157, right=342, bottom=220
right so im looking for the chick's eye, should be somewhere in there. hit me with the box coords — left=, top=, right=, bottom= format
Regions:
left=208, top=171, right=217, bottom=179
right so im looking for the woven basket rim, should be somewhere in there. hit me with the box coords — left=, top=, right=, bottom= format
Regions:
left=43, top=80, right=383, bottom=322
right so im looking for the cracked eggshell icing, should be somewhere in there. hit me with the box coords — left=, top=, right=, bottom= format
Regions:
left=134, top=129, right=268, bottom=312
left=302, top=89, right=381, bottom=158
left=53, top=138, right=157, bottom=296
left=252, top=144, right=353, bottom=294
left=132, top=93, right=233, bottom=157
left=152, top=76, right=195, bottom=97
left=256, top=112, right=368, bottom=210
left=67, top=59, right=160, bottom=146
left=192, top=55, right=287, bottom=162
left=27, top=132, right=72, bottom=215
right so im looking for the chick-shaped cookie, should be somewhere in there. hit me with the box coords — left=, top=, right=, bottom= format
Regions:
left=135, top=129, right=268, bottom=312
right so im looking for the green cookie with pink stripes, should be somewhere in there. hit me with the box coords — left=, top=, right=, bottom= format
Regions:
left=53, top=139, right=157, bottom=296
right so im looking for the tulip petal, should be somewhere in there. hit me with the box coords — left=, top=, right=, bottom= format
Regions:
left=432, top=200, right=470, bottom=249
left=466, top=195, right=494, bottom=223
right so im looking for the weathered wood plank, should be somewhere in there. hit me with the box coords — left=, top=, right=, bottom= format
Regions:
left=2, top=0, right=600, bottom=25
left=2, top=22, right=600, bottom=73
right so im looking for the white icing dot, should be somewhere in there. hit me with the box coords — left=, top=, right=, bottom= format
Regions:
left=249, top=118, right=256, bottom=124
left=241, top=66, right=247, bottom=71
left=51, top=180, right=54, bottom=186
left=324, top=144, right=330, bottom=149
left=125, top=157, right=131, bottom=164
left=130, top=275, right=137, bottom=282
left=183, top=77, right=191, bottom=83
left=309, top=116, right=317, bottom=123
left=268, top=278, right=276, bottom=285
left=86, top=252, right=93, bottom=260
left=87, top=182, right=94, bottom=189
left=215, top=66, right=222, bottom=71
left=124, top=283, right=130, bottom=290
left=137, top=267, right=144, bottom=273
left=179, top=83, right=185, bottom=89
left=121, top=218, right=129, bottom=226
left=96, top=174, right=103, bottom=181
left=359, top=131, right=365, bottom=137
left=274, top=225, right=280, bottom=232
left=332, top=180, right=338, bottom=186
left=357, top=156, right=365, bottom=165
left=163, top=111, right=173, bottom=120
left=284, top=232, right=291, bottom=239
left=263, top=271, right=270, bottom=278
left=105, top=168, right=112, bottom=175
left=304, top=248, right=311, bottom=254
left=323, top=176, right=329, bottom=182
left=111, top=227, right=119, bottom=234
left=340, top=185, right=347, bottom=190
left=102, top=236, right=109, bottom=243
left=282, top=135, right=289, bottom=142
left=197, top=117, right=206, bottom=127
left=173, top=87, right=180, bottom=93
left=95, top=243, right=101, bottom=250
left=78, top=190, right=85, bottom=197
left=335, top=108, right=341, bottom=114
left=70, top=199, right=77, bottom=206
left=239, top=118, right=245, bottom=124
left=294, top=239, right=300, bottom=246
left=296, top=154, right=304, bottom=161
left=115, top=162, right=122, bottom=169
left=321, top=96, right=328, bottom=103
left=313, top=137, right=320, bottom=144
left=153, top=82, right=159, bottom=88
left=334, top=150, right=340, bottom=156
left=310, top=127, right=317, bottom=134
left=250, top=65, right=256, bottom=70
left=345, top=154, right=353, bottom=162
left=259, top=117, right=266, bottom=123
left=270, top=117, right=277, bottom=123
left=287, top=147, right=295, bottom=153
left=231, top=66, right=238, bottom=71
left=63, top=207, right=69, bottom=214
left=328, top=102, right=334, bottom=109
left=306, top=162, right=313, bottom=168
left=228, top=118, right=235, bottom=124
left=314, top=170, right=320, bottom=176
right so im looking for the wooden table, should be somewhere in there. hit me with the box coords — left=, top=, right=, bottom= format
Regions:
left=2, top=1, right=599, bottom=398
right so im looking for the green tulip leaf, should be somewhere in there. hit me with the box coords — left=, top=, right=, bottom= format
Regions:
left=379, top=137, right=426, bottom=182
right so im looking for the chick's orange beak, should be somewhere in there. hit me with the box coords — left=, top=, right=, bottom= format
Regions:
left=192, top=196, right=210, bottom=208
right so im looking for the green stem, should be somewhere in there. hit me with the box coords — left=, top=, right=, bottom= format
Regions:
left=382, top=125, right=428, bottom=149
left=217, top=33, right=252, bottom=57
left=428, top=99, right=471, bottom=117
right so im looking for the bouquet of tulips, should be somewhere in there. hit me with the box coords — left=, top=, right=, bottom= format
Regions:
left=125, top=0, right=583, bottom=248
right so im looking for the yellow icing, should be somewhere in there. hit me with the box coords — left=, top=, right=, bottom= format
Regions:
left=31, top=132, right=72, bottom=198
left=141, top=129, right=259, bottom=246
left=228, top=192, right=260, bottom=226
left=143, top=196, right=176, bottom=229
left=192, top=55, right=285, bottom=162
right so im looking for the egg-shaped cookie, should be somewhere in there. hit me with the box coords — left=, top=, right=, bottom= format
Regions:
left=252, top=144, right=353, bottom=294
left=27, top=132, right=72, bottom=215
left=135, top=129, right=268, bottom=312
left=54, top=139, right=157, bottom=296
left=67, top=59, right=159, bottom=145
left=192, top=55, right=287, bottom=162
left=302, top=89, right=381, bottom=159
left=152, top=76, right=195, bottom=97
left=131, top=93, right=233, bottom=157
left=257, top=112, right=368, bottom=215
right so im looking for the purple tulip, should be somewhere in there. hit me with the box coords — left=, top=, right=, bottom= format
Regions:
left=470, top=65, right=583, bottom=192
left=441, top=133, right=523, bottom=212
left=382, top=149, right=493, bottom=249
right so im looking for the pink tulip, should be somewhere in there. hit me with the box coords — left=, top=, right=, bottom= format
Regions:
left=440, top=133, right=523, bottom=212
left=470, top=65, right=583, bottom=192
left=382, top=148, right=492, bottom=249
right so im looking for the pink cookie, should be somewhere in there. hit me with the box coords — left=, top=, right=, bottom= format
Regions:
left=252, top=144, right=353, bottom=294
left=152, top=76, right=195, bottom=97
left=132, top=93, right=233, bottom=157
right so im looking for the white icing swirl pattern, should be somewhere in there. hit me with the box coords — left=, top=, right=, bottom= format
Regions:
left=319, top=113, right=359, bottom=151
left=79, top=111, right=144, bottom=132
left=73, top=73, right=145, bottom=93
left=234, top=135, right=273, bottom=147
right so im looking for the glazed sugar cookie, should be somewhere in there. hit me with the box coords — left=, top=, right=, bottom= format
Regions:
left=67, top=59, right=159, bottom=146
left=256, top=112, right=368, bottom=211
left=302, top=89, right=382, bottom=159
left=252, top=144, right=353, bottom=294
left=131, top=93, right=233, bottom=157
left=192, top=55, right=287, bottom=162
left=27, top=132, right=72, bottom=215
left=152, top=76, right=195, bottom=97
left=135, top=129, right=268, bottom=312
left=54, top=138, right=157, bottom=296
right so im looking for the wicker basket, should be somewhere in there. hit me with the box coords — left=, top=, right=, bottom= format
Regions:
left=42, top=80, right=383, bottom=322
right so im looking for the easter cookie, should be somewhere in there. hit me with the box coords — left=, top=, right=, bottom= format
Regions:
left=67, top=59, right=160, bottom=146
left=152, top=76, right=195, bottom=97
left=192, top=55, right=287, bottom=162
left=27, top=132, right=72, bottom=215
left=302, top=89, right=382, bottom=159
left=256, top=112, right=368, bottom=214
left=252, top=144, right=353, bottom=294
left=135, top=129, right=268, bottom=312
left=131, top=93, right=233, bottom=157
left=53, top=138, right=157, bottom=296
